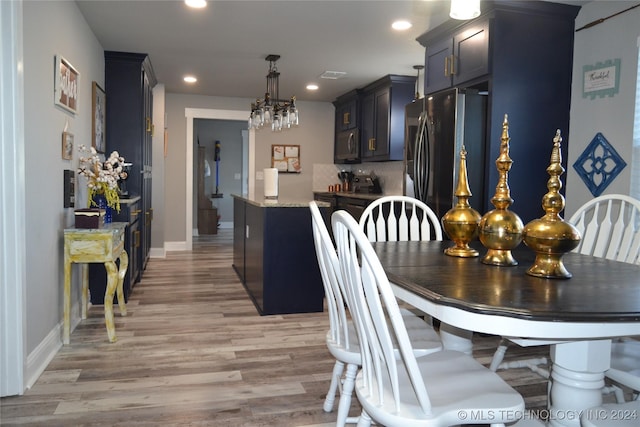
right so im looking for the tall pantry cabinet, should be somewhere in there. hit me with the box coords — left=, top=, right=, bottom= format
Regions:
left=105, top=51, right=156, bottom=276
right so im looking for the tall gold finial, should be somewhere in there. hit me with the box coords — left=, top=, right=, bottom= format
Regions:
left=522, top=130, right=581, bottom=279
left=478, top=114, right=524, bottom=266
left=441, top=146, right=482, bottom=257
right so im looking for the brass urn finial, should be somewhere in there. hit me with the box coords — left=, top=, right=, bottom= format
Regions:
left=442, top=146, right=481, bottom=257
left=522, top=130, right=581, bottom=279
left=478, top=114, right=524, bottom=266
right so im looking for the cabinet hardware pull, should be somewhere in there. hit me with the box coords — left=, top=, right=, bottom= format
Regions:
left=343, top=112, right=350, bottom=125
left=450, top=55, right=456, bottom=76
left=368, top=138, right=376, bottom=151
left=347, top=132, right=355, bottom=153
left=146, top=117, right=152, bottom=132
left=134, top=230, right=140, bottom=248
left=444, top=56, right=449, bottom=77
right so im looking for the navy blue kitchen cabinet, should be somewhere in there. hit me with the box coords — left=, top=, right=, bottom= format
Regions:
left=417, top=1, right=580, bottom=223
left=360, top=74, right=415, bottom=162
left=105, top=51, right=156, bottom=273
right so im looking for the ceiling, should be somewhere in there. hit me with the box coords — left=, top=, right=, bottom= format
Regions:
left=75, top=0, right=585, bottom=103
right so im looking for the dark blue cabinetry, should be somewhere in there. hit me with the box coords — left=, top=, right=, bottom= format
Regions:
left=361, top=75, right=415, bottom=162
left=232, top=197, right=325, bottom=315
left=417, top=1, right=580, bottom=223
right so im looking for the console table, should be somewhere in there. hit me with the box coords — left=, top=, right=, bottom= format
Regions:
left=63, top=222, right=128, bottom=344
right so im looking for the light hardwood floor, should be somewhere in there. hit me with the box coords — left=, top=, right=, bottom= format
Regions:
left=2, top=230, right=554, bottom=426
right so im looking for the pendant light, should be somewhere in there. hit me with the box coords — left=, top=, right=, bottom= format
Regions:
left=248, top=55, right=299, bottom=132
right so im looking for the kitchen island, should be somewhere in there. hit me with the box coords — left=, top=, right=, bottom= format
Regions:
left=232, top=194, right=329, bottom=315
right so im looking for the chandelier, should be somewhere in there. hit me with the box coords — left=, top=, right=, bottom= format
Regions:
left=248, top=54, right=299, bottom=132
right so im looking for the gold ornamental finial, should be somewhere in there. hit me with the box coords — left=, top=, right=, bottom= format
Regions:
left=442, top=146, right=481, bottom=257
left=477, top=114, right=524, bottom=266
left=522, top=129, right=581, bottom=279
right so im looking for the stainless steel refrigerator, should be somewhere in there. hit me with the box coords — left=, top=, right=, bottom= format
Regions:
left=404, top=87, right=488, bottom=220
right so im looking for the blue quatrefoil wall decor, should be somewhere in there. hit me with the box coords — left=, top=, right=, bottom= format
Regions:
left=573, top=132, right=626, bottom=197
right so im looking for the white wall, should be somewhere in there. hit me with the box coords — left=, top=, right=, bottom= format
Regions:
left=565, top=1, right=640, bottom=217
left=20, top=0, right=105, bottom=388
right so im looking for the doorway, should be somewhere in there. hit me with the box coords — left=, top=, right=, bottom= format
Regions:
left=185, top=109, right=254, bottom=251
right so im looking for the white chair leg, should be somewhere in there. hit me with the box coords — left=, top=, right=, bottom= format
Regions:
left=490, top=338, right=509, bottom=371
left=356, top=409, right=372, bottom=427
left=336, top=363, right=358, bottom=427
left=324, top=360, right=345, bottom=412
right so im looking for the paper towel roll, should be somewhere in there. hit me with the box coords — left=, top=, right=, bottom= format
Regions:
left=264, top=168, right=279, bottom=199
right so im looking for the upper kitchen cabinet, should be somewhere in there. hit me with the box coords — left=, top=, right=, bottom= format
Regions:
left=334, top=90, right=361, bottom=164
left=416, top=1, right=580, bottom=222
left=423, top=18, right=489, bottom=94
left=104, top=51, right=156, bottom=272
left=361, top=75, right=415, bottom=162
left=334, top=89, right=359, bottom=131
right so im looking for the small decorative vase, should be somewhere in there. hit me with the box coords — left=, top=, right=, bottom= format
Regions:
left=441, top=146, right=481, bottom=257
left=92, top=193, right=112, bottom=224
left=522, top=130, right=581, bottom=279
left=478, top=114, right=524, bottom=266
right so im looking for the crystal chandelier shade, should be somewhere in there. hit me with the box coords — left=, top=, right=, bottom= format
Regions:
left=248, top=55, right=299, bottom=132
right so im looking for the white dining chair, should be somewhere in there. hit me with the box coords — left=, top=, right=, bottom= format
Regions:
left=359, top=195, right=473, bottom=355
left=309, top=202, right=442, bottom=426
left=359, top=195, right=443, bottom=242
left=490, top=195, right=640, bottom=399
left=331, top=209, right=530, bottom=427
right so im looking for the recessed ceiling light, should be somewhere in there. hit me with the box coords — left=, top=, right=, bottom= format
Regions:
left=320, top=71, right=347, bottom=80
left=306, top=84, right=319, bottom=91
left=392, top=20, right=412, bottom=31
left=185, top=0, right=207, bottom=9
left=184, top=75, right=197, bottom=83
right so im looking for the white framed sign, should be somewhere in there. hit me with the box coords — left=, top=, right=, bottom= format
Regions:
left=582, top=59, right=620, bottom=99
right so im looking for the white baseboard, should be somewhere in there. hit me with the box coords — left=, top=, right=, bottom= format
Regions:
left=165, top=241, right=187, bottom=251
left=192, top=228, right=199, bottom=237
left=219, top=221, right=233, bottom=229
left=24, top=303, right=82, bottom=390
left=149, top=247, right=166, bottom=258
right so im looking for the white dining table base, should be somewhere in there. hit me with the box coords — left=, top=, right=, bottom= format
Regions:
left=548, top=340, right=612, bottom=427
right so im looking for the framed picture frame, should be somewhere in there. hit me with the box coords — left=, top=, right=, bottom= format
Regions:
left=92, top=82, right=106, bottom=153
left=62, top=131, right=74, bottom=160
left=582, top=59, right=621, bottom=100
left=271, top=144, right=301, bottom=173
left=54, top=55, right=79, bottom=114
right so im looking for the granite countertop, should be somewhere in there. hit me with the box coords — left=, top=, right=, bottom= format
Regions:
left=313, top=191, right=385, bottom=201
left=232, top=193, right=330, bottom=208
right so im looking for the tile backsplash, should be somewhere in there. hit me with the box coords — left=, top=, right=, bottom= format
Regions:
left=312, top=161, right=404, bottom=195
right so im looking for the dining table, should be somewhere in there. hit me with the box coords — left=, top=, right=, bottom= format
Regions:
left=373, top=240, right=640, bottom=427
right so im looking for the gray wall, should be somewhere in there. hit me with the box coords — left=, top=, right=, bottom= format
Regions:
left=163, top=93, right=334, bottom=244
left=22, top=0, right=104, bottom=370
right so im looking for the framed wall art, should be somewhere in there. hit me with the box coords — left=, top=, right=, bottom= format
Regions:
left=54, top=55, right=79, bottom=114
left=582, top=59, right=620, bottom=99
left=271, top=144, right=301, bottom=173
left=62, top=131, right=74, bottom=160
left=92, top=82, right=106, bottom=153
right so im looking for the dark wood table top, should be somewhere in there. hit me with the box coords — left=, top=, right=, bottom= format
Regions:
left=373, top=241, right=640, bottom=323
